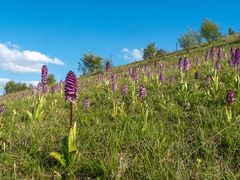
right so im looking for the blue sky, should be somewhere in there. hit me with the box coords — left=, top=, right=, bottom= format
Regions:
left=0, top=0, right=239, bottom=94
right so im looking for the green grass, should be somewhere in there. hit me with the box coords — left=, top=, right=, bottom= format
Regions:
left=1, top=35, right=240, bottom=179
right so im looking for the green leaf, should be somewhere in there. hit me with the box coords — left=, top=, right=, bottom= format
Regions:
left=25, top=111, right=33, bottom=121
left=68, top=122, right=77, bottom=153
left=34, top=97, right=45, bottom=121
left=49, top=152, right=66, bottom=167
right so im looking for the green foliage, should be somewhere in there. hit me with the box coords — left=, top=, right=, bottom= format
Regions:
left=50, top=122, right=78, bottom=177
left=79, top=53, right=103, bottom=75
left=143, top=43, right=157, bottom=60
left=228, top=28, right=235, bottom=35
left=4, top=81, right=29, bottom=94
left=156, top=48, right=167, bottom=57
left=25, top=96, right=46, bottom=121
left=200, top=18, right=221, bottom=43
left=178, top=30, right=196, bottom=53
left=47, top=74, right=56, bottom=85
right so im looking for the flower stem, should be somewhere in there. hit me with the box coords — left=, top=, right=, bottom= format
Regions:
left=70, top=102, right=73, bottom=128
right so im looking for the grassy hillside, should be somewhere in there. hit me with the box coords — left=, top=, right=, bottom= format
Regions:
left=1, top=35, right=240, bottom=179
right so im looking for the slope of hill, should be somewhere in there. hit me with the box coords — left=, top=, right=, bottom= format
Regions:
left=1, top=35, right=240, bottom=179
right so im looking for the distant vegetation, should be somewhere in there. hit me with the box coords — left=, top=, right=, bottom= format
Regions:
left=4, top=81, right=29, bottom=94
left=78, top=53, right=104, bottom=75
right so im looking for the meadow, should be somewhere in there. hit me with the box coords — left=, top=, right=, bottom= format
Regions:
left=0, top=35, right=240, bottom=179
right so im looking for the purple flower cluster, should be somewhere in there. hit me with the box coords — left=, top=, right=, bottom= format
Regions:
left=64, top=71, right=78, bottom=104
left=37, top=82, right=44, bottom=93
left=41, top=65, right=48, bottom=85
left=0, top=104, right=4, bottom=113
left=178, top=58, right=184, bottom=70
left=111, top=74, right=117, bottom=82
left=131, top=68, right=138, bottom=83
left=139, top=85, right=147, bottom=100
left=218, top=47, right=223, bottom=61
left=235, top=48, right=240, bottom=65
left=215, top=60, right=221, bottom=70
left=83, top=97, right=90, bottom=109
left=184, top=58, right=190, bottom=71
left=226, top=90, right=237, bottom=105
left=112, top=81, right=118, bottom=91
left=160, top=63, right=163, bottom=71
left=159, top=72, right=165, bottom=82
left=210, top=47, right=216, bottom=61
left=121, top=83, right=127, bottom=100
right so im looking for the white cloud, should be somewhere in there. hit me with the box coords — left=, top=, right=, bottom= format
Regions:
left=23, top=80, right=39, bottom=87
left=0, top=42, right=64, bottom=73
left=119, top=48, right=143, bottom=62
left=122, top=48, right=129, bottom=53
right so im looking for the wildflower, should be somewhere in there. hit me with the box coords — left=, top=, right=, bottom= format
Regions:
left=159, top=72, right=165, bottom=82
left=194, top=71, right=200, bottom=80
left=184, top=58, right=190, bottom=71
left=215, top=60, right=221, bottom=70
left=218, top=47, right=223, bottom=61
left=37, top=82, right=44, bottom=93
left=65, top=71, right=78, bottom=104
left=111, top=74, right=117, bottom=81
left=64, top=71, right=78, bottom=128
left=205, top=74, right=212, bottom=86
left=131, top=68, right=138, bottom=83
left=0, top=104, right=4, bottom=113
left=112, top=81, right=118, bottom=91
left=235, top=48, right=240, bottom=65
left=160, top=63, right=163, bottom=71
left=121, top=83, right=127, bottom=100
left=226, top=90, right=237, bottom=105
left=41, top=65, right=48, bottom=85
left=139, top=85, right=147, bottom=100
left=210, top=47, right=216, bottom=61
left=83, top=97, right=90, bottom=109
left=178, top=58, right=184, bottom=70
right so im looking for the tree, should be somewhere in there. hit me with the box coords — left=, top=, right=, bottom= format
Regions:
left=143, top=43, right=157, bottom=60
left=47, top=74, right=56, bottom=85
left=192, top=31, right=202, bottom=45
left=228, top=28, right=235, bottom=35
left=4, top=81, right=29, bottom=94
left=156, top=49, right=167, bottom=57
left=178, top=30, right=196, bottom=53
left=200, top=18, right=221, bottom=43
left=78, top=53, right=103, bottom=75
